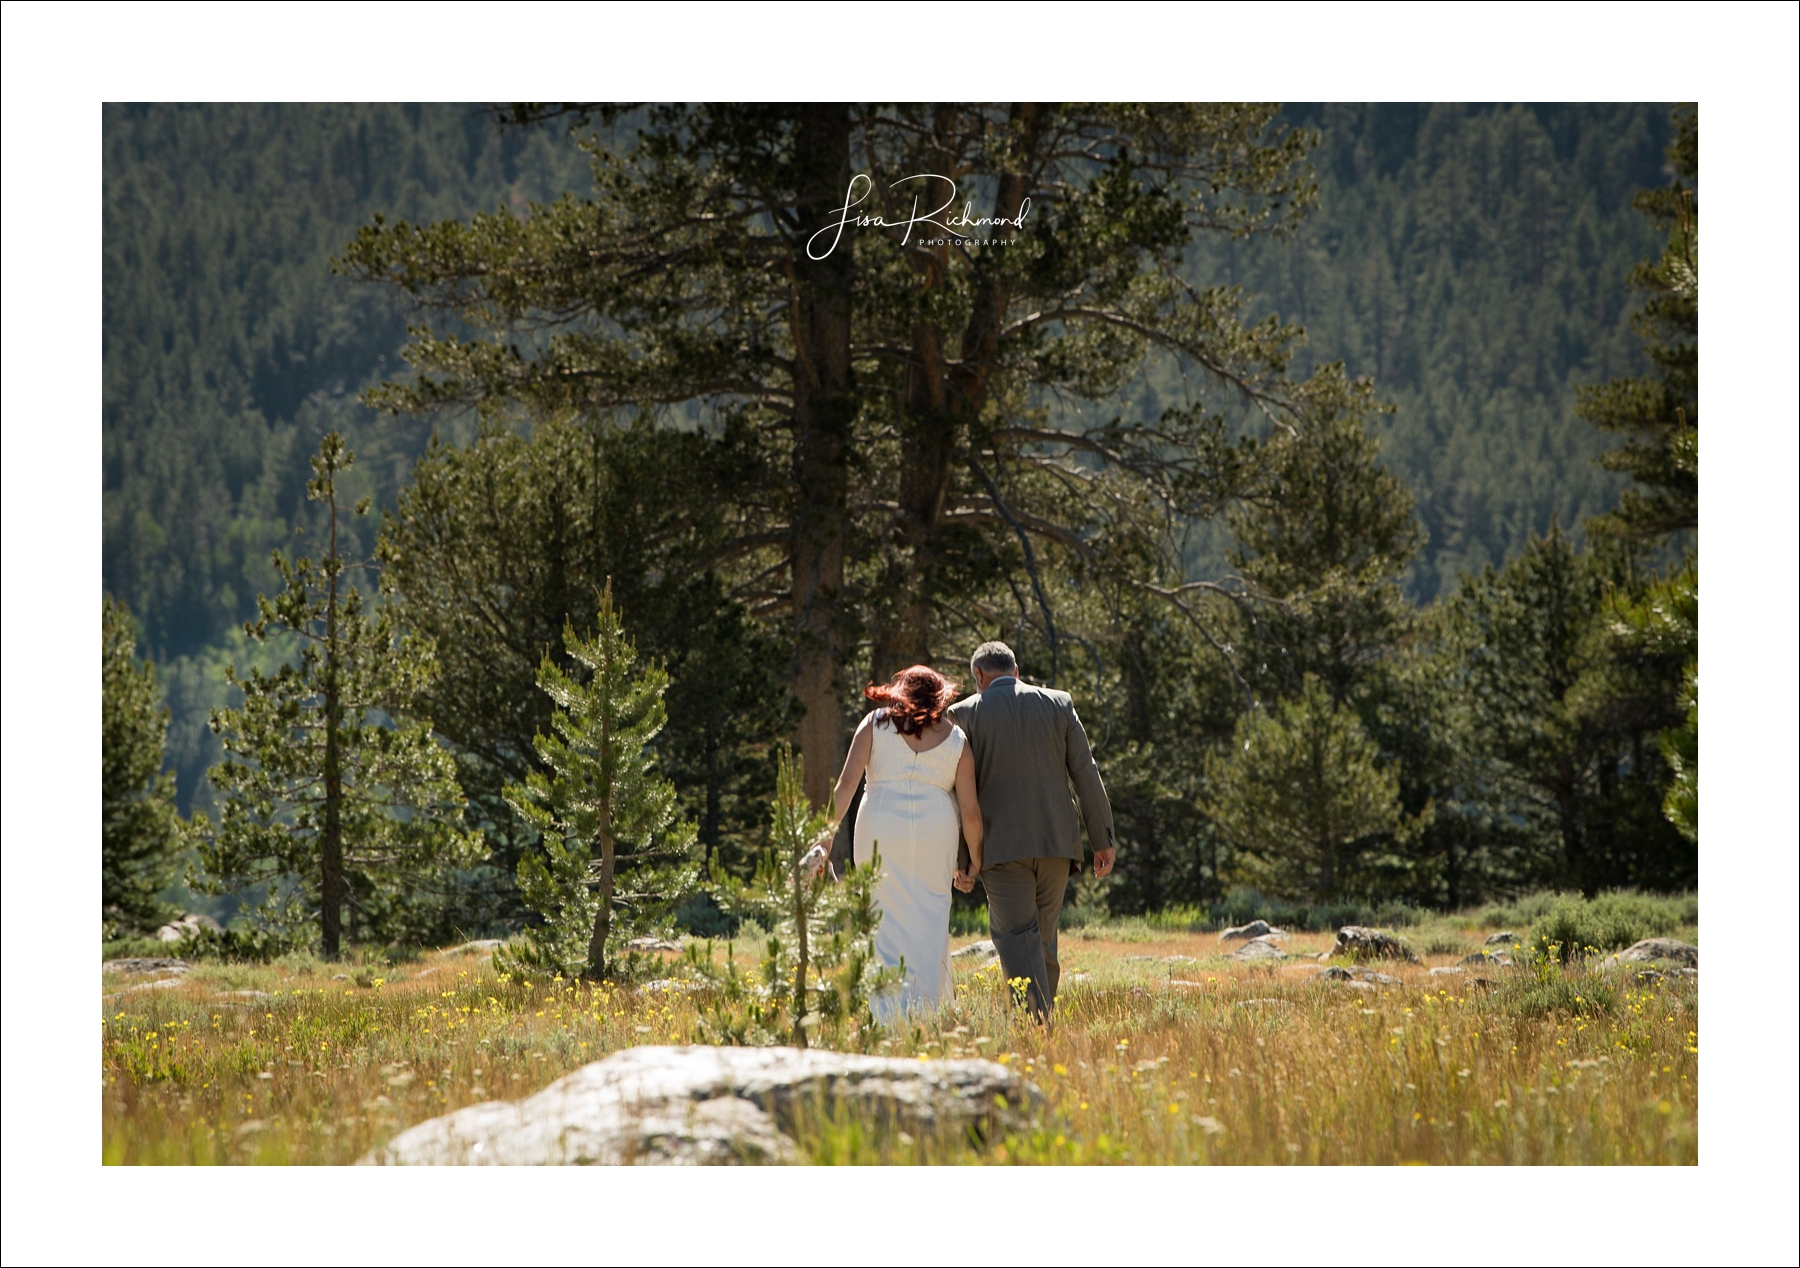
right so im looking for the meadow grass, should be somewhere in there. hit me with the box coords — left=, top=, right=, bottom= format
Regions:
left=101, top=918, right=1697, bottom=1166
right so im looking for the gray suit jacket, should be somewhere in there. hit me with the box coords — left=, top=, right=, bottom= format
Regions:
left=948, top=677, right=1115, bottom=868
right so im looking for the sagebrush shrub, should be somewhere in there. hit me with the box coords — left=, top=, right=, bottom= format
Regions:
left=1526, top=891, right=1695, bottom=963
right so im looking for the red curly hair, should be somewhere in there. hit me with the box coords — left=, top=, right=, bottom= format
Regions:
left=864, top=665, right=961, bottom=737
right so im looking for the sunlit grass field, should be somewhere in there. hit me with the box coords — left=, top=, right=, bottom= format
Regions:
left=102, top=918, right=1697, bottom=1165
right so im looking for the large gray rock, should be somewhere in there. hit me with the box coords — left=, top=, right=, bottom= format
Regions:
left=1601, top=938, right=1698, bottom=968
left=951, top=939, right=997, bottom=960
left=1328, top=926, right=1421, bottom=964
left=1231, top=937, right=1287, bottom=962
left=1461, top=951, right=1513, bottom=967
left=361, top=1045, right=1044, bottom=1166
left=1484, top=931, right=1519, bottom=946
left=1218, top=920, right=1283, bottom=942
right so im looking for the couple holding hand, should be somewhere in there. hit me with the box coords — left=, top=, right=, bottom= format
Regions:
left=818, top=640, right=1116, bottom=1023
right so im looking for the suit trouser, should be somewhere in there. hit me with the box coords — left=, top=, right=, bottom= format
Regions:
left=981, top=856, right=1072, bottom=1020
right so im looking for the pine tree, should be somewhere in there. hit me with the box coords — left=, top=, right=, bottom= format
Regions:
left=691, top=746, right=891, bottom=1048
left=1588, top=564, right=1697, bottom=847
left=1445, top=527, right=1691, bottom=892
left=102, top=596, right=185, bottom=935
left=496, top=582, right=700, bottom=982
left=1204, top=676, right=1426, bottom=902
left=1662, top=659, right=1697, bottom=843
left=194, top=433, right=482, bottom=956
left=1577, top=103, right=1697, bottom=543
left=1225, top=409, right=1425, bottom=708
left=1573, top=103, right=1698, bottom=857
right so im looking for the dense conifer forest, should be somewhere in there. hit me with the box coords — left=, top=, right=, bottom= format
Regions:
left=101, top=103, right=1691, bottom=935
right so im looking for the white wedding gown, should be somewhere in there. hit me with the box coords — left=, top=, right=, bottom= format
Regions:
left=853, top=714, right=965, bottom=1023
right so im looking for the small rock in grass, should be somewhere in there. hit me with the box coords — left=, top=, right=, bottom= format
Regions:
left=1328, top=926, right=1421, bottom=964
left=1316, top=965, right=1399, bottom=986
left=1485, top=931, right=1519, bottom=946
left=126, top=977, right=185, bottom=993
left=640, top=979, right=704, bottom=994
left=1599, top=938, right=1698, bottom=969
left=627, top=937, right=683, bottom=953
left=1231, top=937, right=1287, bottom=962
left=153, top=913, right=224, bottom=943
left=451, top=939, right=505, bottom=955
left=1161, top=955, right=1198, bottom=965
left=1461, top=951, right=1512, bottom=967
left=1233, top=998, right=1289, bottom=1008
left=102, top=957, right=191, bottom=977
left=952, top=939, right=997, bottom=960
left=1428, top=966, right=1464, bottom=977
left=1218, top=920, right=1284, bottom=942
left=153, top=913, right=225, bottom=943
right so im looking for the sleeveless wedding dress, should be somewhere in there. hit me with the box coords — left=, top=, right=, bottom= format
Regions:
left=853, top=713, right=965, bottom=1022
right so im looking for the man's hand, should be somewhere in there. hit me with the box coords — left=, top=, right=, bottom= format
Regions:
left=1091, top=848, right=1115, bottom=879
left=952, top=869, right=975, bottom=893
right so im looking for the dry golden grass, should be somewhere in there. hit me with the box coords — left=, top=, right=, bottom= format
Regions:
left=101, top=927, right=1697, bottom=1165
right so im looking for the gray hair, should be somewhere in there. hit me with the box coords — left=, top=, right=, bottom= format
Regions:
left=970, top=640, right=1018, bottom=678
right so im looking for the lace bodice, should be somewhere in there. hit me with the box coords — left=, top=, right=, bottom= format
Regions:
left=865, top=713, right=964, bottom=792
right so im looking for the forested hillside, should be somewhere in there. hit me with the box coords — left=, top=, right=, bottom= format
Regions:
left=1179, top=103, right=1669, bottom=598
left=102, top=105, right=590, bottom=810
left=103, top=102, right=1672, bottom=833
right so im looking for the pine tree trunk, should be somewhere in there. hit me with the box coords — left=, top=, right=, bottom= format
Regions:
left=320, top=486, right=344, bottom=960
left=586, top=624, right=618, bottom=981
left=874, top=104, right=1042, bottom=681
left=788, top=104, right=856, bottom=807
left=588, top=826, right=614, bottom=982
left=702, top=730, right=721, bottom=868
left=791, top=853, right=810, bottom=1049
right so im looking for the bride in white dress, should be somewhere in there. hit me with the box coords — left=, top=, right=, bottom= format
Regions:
left=823, top=665, right=984, bottom=1022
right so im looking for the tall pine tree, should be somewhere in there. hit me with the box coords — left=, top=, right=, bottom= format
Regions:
left=194, top=433, right=482, bottom=956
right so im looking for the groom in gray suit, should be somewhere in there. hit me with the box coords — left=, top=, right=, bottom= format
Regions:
left=949, top=641, right=1115, bottom=1020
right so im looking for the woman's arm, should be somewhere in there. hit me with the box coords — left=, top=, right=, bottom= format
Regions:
left=953, top=740, right=983, bottom=877
left=803, top=714, right=876, bottom=877
left=831, top=713, right=876, bottom=826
